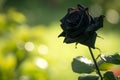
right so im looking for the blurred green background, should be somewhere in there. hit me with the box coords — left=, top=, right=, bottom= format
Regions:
left=0, top=0, right=120, bottom=80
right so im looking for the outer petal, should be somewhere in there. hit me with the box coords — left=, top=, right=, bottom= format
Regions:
left=58, top=31, right=66, bottom=37
left=64, top=32, right=97, bottom=48
left=85, top=15, right=105, bottom=32
left=64, top=37, right=76, bottom=43
left=78, top=32, right=97, bottom=48
left=77, top=4, right=85, bottom=10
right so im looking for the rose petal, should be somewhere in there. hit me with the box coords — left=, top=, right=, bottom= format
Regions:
left=77, top=4, right=85, bottom=10
left=85, top=15, right=105, bottom=32
left=78, top=33, right=97, bottom=48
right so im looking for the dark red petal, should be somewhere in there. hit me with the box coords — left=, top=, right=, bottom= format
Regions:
left=69, top=8, right=80, bottom=14
left=68, top=8, right=74, bottom=12
left=85, top=8, right=89, bottom=15
left=77, top=4, right=85, bottom=10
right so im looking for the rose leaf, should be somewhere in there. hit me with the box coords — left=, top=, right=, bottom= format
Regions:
left=103, top=71, right=116, bottom=80
left=78, top=74, right=99, bottom=80
left=100, top=53, right=120, bottom=65
left=71, top=56, right=94, bottom=74
left=97, top=58, right=114, bottom=71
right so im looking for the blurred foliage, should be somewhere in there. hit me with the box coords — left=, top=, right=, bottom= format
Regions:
left=1, top=0, right=120, bottom=28
left=0, top=0, right=120, bottom=80
left=0, top=8, right=49, bottom=80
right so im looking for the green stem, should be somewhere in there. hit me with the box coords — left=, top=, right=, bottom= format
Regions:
left=88, top=47, right=103, bottom=80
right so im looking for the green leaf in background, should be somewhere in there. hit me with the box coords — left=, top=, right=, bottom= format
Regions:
left=78, top=74, right=99, bottom=80
left=101, top=53, right=120, bottom=65
left=71, top=56, right=94, bottom=74
left=103, top=71, right=116, bottom=80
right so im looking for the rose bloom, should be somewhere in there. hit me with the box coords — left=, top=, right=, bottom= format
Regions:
left=58, top=4, right=104, bottom=48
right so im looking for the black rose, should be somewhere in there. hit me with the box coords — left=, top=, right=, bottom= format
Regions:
left=58, top=4, right=104, bottom=48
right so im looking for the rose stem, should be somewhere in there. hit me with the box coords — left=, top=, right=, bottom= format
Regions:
left=88, top=47, right=103, bottom=80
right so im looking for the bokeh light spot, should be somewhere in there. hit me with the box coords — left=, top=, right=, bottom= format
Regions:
left=24, top=42, right=34, bottom=51
left=106, top=9, right=119, bottom=24
left=34, top=57, right=48, bottom=69
left=38, top=45, right=48, bottom=55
